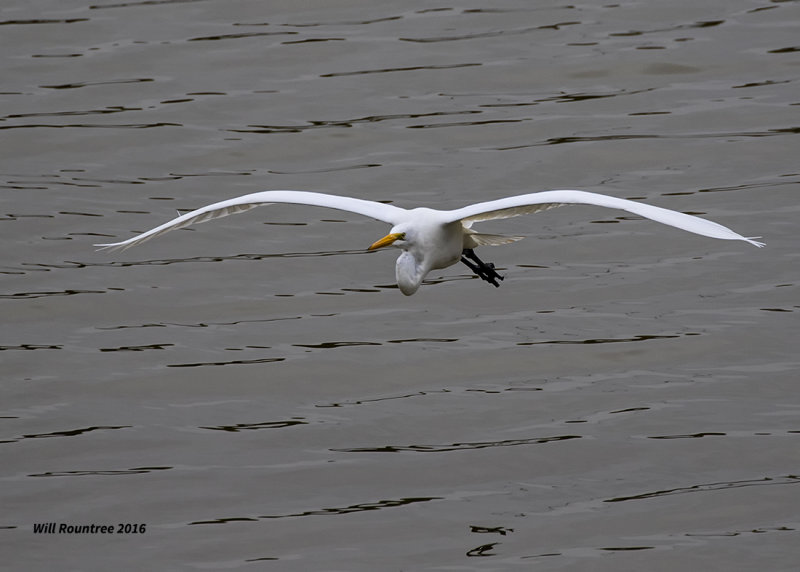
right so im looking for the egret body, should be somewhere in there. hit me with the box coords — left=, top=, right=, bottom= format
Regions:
left=96, top=189, right=763, bottom=295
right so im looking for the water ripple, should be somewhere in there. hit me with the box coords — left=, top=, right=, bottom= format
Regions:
left=0, top=18, right=88, bottom=25
left=230, top=110, right=480, bottom=134
left=466, top=542, right=500, bottom=557
left=280, top=15, right=403, bottom=28
left=200, top=419, right=307, bottom=432
left=0, top=289, right=109, bottom=299
left=89, top=0, right=205, bottom=9
left=40, top=78, right=154, bottom=90
left=97, top=315, right=301, bottom=330
left=0, top=122, right=180, bottom=130
left=99, top=343, right=174, bottom=352
left=0, top=344, right=62, bottom=351
left=606, top=19, right=724, bottom=40
left=4, top=106, right=143, bottom=120
left=400, top=21, right=581, bottom=43
left=648, top=432, right=726, bottom=440
left=332, top=434, right=581, bottom=454
left=320, top=62, right=481, bottom=78
left=189, top=496, right=441, bottom=524
left=1, top=425, right=130, bottom=445
left=293, top=341, right=381, bottom=350
left=317, top=389, right=450, bottom=409
left=605, top=475, right=800, bottom=503
left=29, top=466, right=172, bottom=478
left=494, top=126, right=800, bottom=150
left=517, top=333, right=687, bottom=346
left=167, top=357, right=285, bottom=368
left=187, top=31, right=297, bottom=42
left=470, top=525, right=514, bottom=536
left=407, top=118, right=527, bottom=129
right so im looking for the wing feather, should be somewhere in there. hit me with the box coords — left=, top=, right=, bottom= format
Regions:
left=463, top=229, right=525, bottom=248
left=445, top=190, right=764, bottom=247
left=461, top=202, right=564, bottom=224
left=95, top=190, right=406, bottom=251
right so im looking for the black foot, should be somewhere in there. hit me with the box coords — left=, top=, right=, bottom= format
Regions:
left=460, top=249, right=504, bottom=287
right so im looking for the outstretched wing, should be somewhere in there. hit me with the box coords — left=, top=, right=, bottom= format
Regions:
left=95, top=190, right=407, bottom=251
left=444, top=190, right=764, bottom=247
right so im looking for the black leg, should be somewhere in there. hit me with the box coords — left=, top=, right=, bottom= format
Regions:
left=460, top=249, right=504, bottom=287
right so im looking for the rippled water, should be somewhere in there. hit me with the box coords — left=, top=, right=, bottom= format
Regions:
left=2, top=0, right=799, bottom=570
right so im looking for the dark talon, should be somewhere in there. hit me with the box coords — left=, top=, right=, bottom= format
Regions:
left=460, top=248, right=504, bottom=287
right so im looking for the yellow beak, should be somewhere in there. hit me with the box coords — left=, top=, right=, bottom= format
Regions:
left=368, top=232, right=405, bottom=251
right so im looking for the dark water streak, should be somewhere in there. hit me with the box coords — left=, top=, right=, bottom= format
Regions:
left=189, top=496, right=442, bottom=525
left=605, top=475, right=800, bottom=503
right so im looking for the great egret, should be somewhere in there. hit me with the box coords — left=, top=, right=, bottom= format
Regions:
left=96, top=189, right=763, bottom=295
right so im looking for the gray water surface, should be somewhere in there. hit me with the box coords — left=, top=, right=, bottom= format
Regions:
left=2, top=0, right=799, bottom=570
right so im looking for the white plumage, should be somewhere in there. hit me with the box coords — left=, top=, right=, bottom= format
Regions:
left=96, top=189, right=763, bottom=295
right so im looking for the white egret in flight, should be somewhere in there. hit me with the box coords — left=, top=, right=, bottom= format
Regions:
left=96, top=190, right=763, bottom=295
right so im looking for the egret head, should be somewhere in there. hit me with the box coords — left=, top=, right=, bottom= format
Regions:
left=368, top=228, right=427, bottom=295
left=368, top=231, right=406, bottom=251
